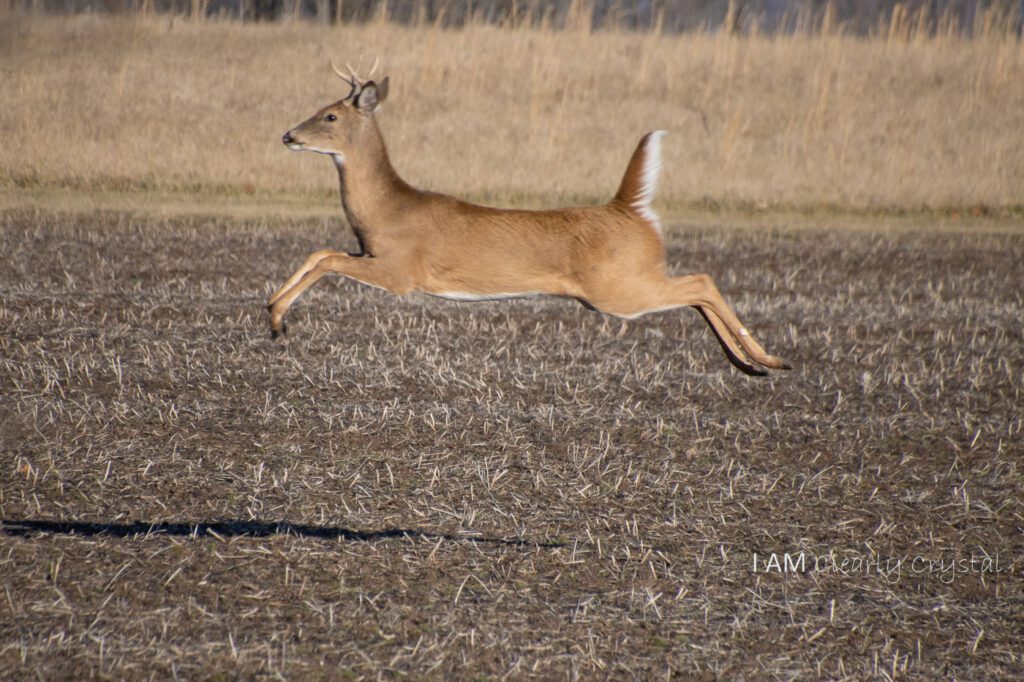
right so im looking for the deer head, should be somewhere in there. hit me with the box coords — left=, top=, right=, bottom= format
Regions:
left=281, top=60, right=390, bottom=164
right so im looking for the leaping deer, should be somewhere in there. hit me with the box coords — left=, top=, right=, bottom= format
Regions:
left=268, top=65, right=790, bottom=375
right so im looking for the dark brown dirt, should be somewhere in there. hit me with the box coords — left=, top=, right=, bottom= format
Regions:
left=1, top=209, right=1022, bottom=679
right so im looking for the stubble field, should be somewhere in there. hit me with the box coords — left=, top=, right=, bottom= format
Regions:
left=1, top=209, right=1022, bottom=678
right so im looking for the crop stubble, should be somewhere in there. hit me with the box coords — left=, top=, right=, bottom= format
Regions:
left=0, top=210, right=1022, bottom=678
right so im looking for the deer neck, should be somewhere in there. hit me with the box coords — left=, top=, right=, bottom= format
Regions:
left=333, top=122, right=408, bottom=256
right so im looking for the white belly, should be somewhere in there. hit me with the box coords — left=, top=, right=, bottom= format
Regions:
left=428, top=291, right=541, bottom=302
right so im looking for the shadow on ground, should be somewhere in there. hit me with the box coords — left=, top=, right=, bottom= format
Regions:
left=0, top=518, right=564, bottom=547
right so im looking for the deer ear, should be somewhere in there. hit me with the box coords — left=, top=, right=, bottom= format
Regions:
left=356, top=77, right=389, bottom=113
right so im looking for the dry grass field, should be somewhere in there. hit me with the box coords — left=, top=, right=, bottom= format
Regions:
left=1, top=209, right=1022, bottom=678
left=1, top=13, right=1023, bottom=212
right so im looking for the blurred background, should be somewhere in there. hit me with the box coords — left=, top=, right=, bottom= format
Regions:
left=1, top=0, right=1022, bottom=214
left=11, top=0, right=1024, bottom=36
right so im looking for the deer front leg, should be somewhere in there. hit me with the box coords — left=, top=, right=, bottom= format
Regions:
left=268, top=249, right=347, bottom=308
left=267, top=254, right=411, bottom=338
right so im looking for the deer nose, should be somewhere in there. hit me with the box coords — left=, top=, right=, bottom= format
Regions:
left=282, top=132, right=295, bottom=145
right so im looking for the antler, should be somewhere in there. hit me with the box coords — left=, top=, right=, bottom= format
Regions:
left=330, top=56, right=382, bottom=100
left=330, top=59, right=358, bottom=99
left=330, top=60, right=353, bottom=85
left=336, top=56, right=380, bottom=83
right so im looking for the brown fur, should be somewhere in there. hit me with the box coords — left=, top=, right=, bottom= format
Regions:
left=268, top=77, right=789, bottom=375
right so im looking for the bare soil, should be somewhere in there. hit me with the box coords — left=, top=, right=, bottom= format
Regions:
left=1, top=209, right=1022, bottom=679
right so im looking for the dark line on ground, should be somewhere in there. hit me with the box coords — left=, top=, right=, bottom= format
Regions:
left=0, top=518, right=566, bottom=549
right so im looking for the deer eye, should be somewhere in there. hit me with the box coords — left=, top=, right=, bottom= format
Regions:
left=326, top=114, right=337, bottom=122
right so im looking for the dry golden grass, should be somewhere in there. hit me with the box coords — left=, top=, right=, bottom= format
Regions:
left=1, top=12, right=1022, bottom=212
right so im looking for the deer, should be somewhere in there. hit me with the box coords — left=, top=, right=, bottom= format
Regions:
left=268, top=64, right=790, bottom=376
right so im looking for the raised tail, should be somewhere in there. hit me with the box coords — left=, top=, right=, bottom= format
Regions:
left=613, top=130, right=666, bottom=235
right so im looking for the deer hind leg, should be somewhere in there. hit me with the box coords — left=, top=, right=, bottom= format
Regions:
left=267, top=254, right=410, bottom=338
left=693, top=307, right=766, bottom=377
left=588, top=273, right=789, bottom=375
left=683, top=275, right=790, bottom=372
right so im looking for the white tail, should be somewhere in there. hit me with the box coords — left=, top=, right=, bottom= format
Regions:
left=615, top=130, right=665, bottom=236
left=269, top=68, right=789, bottom=376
